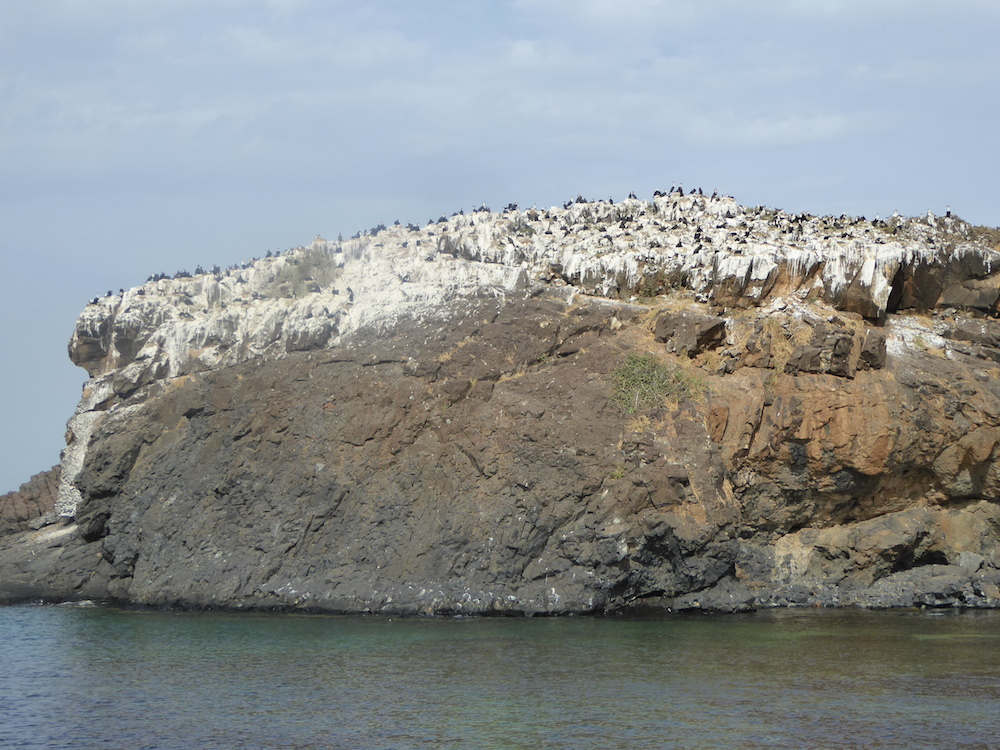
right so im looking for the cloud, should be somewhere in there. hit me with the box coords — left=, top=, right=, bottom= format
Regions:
left=0, top=0, right=995, bottom=198
left=511, top=0, right=706, bottom=32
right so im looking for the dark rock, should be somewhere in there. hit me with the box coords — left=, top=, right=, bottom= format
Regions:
left=942, top=317, right=1000, bottom=350
left=0, top=466, right=60, bottom=536
left=891, top=251, right=1000, bottom=314
left=672, top=576, right=755, bottom=613
left=0, top=519, right=112, bottom=605
left=34, top=297, right=740, bottom=614
left=787, top=344, right=824, bottom=374
left=829, top=331, right=854, bottom=377
left=783, top=324, right=857, bottom=377
left=858, top=328, right=887, bottom=370
left=653, top=311, right=726, bottom=356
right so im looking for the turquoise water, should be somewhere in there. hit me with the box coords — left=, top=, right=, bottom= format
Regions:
left=1, top=606, right=999, bottom=749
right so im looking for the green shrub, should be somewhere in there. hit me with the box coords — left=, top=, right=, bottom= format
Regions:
left=268, top=246, right=341, bottom=298
left=610, top=353, right=704, bottom=413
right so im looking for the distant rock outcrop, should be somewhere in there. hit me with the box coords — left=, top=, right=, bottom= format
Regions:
left=0, top=466, right=60, bottom=536
left=4, top=193, right=1000, bottom=612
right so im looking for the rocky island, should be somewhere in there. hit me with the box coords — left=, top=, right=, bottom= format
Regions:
left=4, top=188, right=1000, bottom=614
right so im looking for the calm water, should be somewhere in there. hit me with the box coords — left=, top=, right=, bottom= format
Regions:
left=1, top=606, right=999, bottom=749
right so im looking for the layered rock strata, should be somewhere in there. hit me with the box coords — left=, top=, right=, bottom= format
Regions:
left=4, top=191, right=1000, bottom=612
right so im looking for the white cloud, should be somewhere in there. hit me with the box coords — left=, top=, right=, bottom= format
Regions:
left=512, top=0, right=706, bottom=30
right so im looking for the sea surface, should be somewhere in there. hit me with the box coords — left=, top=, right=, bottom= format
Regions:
left=1, top=605, right=999, bottom=750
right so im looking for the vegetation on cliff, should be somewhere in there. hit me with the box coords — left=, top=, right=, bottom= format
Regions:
left=609, top=353, right=705, bottom=413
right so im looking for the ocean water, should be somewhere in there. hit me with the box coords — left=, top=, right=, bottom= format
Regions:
left=1, top=605, right=999, bottom=750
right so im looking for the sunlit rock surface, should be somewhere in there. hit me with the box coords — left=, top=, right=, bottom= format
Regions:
left=5, top=191, right=1000, bottom=612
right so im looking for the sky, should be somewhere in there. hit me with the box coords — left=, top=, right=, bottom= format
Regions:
left=1, top=0, right=998, bottom=492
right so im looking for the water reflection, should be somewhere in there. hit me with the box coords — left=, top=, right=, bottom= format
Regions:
left=1, top=607, right=998, bottom=749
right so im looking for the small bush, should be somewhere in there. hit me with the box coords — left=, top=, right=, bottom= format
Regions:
left=268, top=246, right=341, bottom=298
left=609, top=353, right=705, bottom=413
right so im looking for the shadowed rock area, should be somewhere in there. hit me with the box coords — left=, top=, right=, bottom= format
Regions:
left=4, top=192, right=1000, bottom=612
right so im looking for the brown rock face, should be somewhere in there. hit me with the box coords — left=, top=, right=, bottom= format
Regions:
left=71, top=295, right=734, bottom=613
left=7, top=288, right=1000, bottom=612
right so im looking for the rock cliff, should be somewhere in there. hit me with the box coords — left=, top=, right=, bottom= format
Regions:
left=4, top=190, right=1000, bottom=613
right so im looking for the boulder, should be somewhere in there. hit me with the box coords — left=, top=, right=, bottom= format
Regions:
left=858, top=328, right=887, bottom=370
left=653, top=311, right=726, bottom=356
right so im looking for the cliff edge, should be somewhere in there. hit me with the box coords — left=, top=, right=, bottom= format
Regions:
left=4, top=190, right=1000, bottom=613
